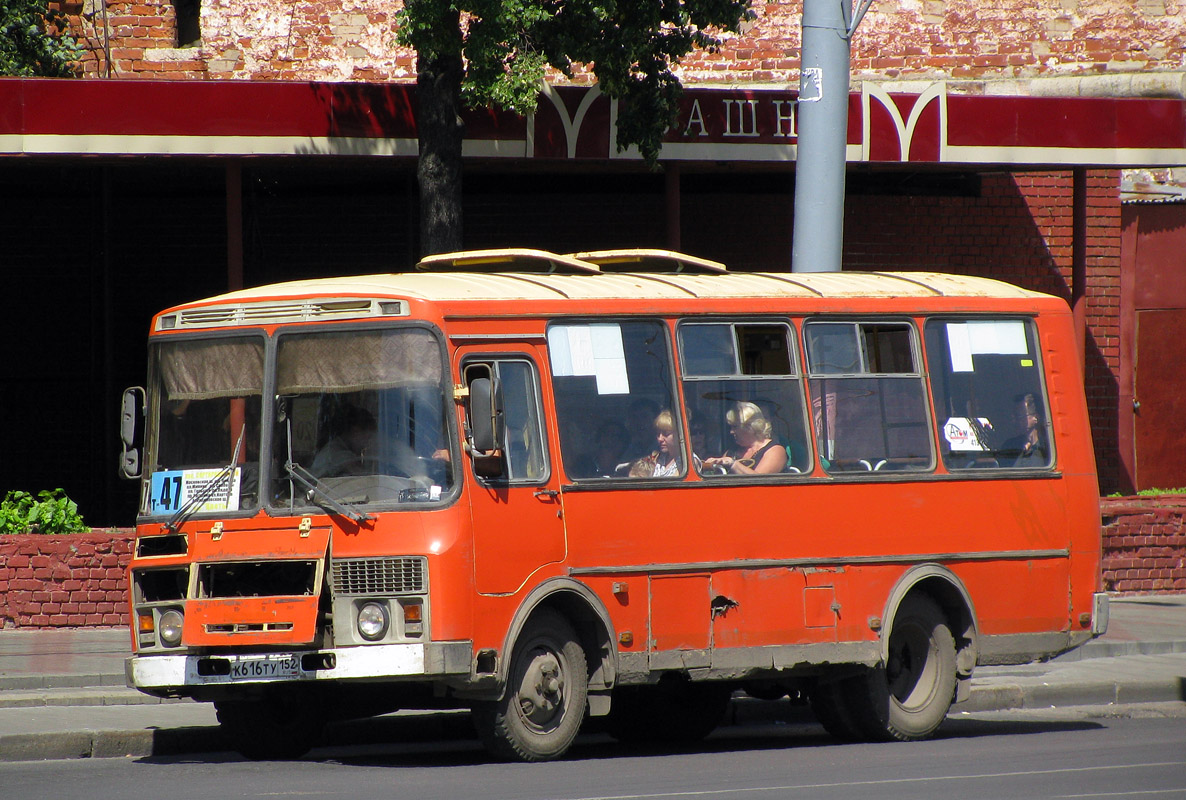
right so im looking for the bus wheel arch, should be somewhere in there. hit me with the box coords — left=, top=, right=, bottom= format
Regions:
left=881, top=565, right=979, bottom=690
left=473, top=578, right=617, bottom=761
left=815, top=566, right=976, bottom=743
left=499, top=578, right=617, bottom=699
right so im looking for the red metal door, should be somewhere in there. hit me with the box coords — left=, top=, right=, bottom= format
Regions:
left=1126, top=204, right=1186, bottom=490
left=1135, top=309, right=1186, bottom=489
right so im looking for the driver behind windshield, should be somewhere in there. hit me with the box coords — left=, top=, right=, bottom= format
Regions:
left=310, top=405, right=377, bottom=477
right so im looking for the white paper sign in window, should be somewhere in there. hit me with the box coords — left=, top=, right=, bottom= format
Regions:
left=967, top=320, right=1028, bottom=355
left=944, top=417, right=992, bottom=451
left=946, top=322, right=974, bottom=373
left=548, top=323, right=630, bottom=395
left=947, top=320, right=1028, bottom=373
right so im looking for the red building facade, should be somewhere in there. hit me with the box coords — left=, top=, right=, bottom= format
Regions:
left=2, top=0, right=1185, bottom=523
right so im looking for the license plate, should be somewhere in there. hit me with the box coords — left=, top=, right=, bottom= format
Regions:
left=228, top=654, right=301, bottom=681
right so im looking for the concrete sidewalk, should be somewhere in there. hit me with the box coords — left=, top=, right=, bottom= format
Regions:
left=0, top=595, right=1183, bottom=761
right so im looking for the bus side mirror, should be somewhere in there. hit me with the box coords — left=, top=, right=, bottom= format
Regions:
left=120, top=386, right=146, bottom=479
left=466, top=377, right=505, bottom=478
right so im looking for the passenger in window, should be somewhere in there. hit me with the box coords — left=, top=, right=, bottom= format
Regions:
left=579, top=419, right=631, bottom=477
left=1002, top=393, right=1048, bottom=467
left=702, top=402, right=788, bottom=475
left=628, top=410, right=682, bottom=478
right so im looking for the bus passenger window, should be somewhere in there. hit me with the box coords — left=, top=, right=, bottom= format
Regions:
left=924, top=319, right=1053, bottom=470
left=548, top=320, right=684, bottom=480
left=805, top=321, right=933, bottom=473
left=679, top=321, right=810, bottom=476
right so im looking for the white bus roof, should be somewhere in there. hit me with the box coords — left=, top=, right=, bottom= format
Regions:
left=156, top=251, right=1054, bottom=330
left=199, top=270, right=1044, bottom=303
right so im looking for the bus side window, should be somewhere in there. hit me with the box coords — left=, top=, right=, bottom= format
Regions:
left=805, top=320, right=933, bottom=473
left=548, top=320, right=683, bottom=480
left=679, top=320, right=811, bottom=476
left=465, top=359, right=548, bottom=482
left=924, top=319, right=1053, bottom=471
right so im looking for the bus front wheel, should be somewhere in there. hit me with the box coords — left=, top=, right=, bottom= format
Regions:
left=473, top=608, right=588, bottom=761
left=846, top=594, right=957, bottom=742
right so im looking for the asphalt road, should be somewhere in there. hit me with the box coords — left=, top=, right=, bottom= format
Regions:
left=4, top=703, right=1185, bottom=800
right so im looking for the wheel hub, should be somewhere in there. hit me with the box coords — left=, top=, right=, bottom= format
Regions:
left=517, top=649, right=565, bottom=729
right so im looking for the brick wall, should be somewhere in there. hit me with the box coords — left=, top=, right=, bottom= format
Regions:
left=56, top=0, right=1186, bottom=85
left=1101, top=496, right=1186, bottom=595
left=680, top=0, right=1186, bottom=85
left=0, top=530, right=133, bottom=629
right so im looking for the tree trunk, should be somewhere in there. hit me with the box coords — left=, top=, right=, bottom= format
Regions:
left=415, top=35, right=465, bottom=258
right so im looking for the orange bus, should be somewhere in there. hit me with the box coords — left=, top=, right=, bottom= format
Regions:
left=120, top=249, right=1108, bottom=761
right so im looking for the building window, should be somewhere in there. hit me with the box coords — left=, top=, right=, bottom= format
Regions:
left=173, top=0, right=200, bottom=47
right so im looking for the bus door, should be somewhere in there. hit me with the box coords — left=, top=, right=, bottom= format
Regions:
left=460, top=352, right=566, bottom=596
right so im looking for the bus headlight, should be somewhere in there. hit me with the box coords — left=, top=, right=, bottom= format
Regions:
left=158, top=609, right=184, bottom=647
left=357, top=602, right=389, bottom=641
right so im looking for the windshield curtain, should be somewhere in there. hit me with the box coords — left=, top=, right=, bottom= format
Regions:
left=160, top=338, right=265, bottom=400
left=277, top=328, right=441, bottom=394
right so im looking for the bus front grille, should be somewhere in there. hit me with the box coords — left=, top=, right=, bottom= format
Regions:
left=331, top=556, right=426, bottom=596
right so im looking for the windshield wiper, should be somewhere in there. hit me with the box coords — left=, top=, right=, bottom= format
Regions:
left=283, top=461, right=375, bottom=524
left=162, top=428, right=245, bottom=534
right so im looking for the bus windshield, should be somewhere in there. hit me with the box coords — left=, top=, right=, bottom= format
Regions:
left=144, top=326, right=455, bottom=519
left=271, top=327, right=455, bottom=510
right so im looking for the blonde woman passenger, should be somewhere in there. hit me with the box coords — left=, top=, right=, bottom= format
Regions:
left=702, top=402, right=788, bottom=475
left=631, top=410, right=682, bottom=477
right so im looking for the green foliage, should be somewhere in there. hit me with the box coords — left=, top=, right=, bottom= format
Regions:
left=0, top=489, right=89, bottom=535
left=0, top=0, right=84, bottom=77
left=397, top=0, right=754, bottom=165
left=1106, top=487, right=1186, bottom=497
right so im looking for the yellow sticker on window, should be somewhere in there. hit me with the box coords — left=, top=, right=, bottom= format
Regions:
left=1020, top=359, right=1033, bottom=367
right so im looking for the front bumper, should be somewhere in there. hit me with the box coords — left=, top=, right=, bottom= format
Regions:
left=126, top=641, right=472, bottom=691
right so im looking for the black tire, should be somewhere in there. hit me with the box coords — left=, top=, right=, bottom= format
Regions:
left=843, top=594, right=958, bottom=742
left=607, top=681, right=731, bottom=744
left=215, top=690, right=325, bottom=760
left=473, top=608, right=588, bottom=762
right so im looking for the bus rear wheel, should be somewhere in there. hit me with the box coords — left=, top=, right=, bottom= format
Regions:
left=473, top=608, right=588, bottom=762
left=845, top=594, right=957, bottom=742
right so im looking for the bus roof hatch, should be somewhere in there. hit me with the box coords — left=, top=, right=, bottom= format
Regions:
left=568, top=249, right=728, bottom=274
left=416, top=248, right=602, bottom=274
